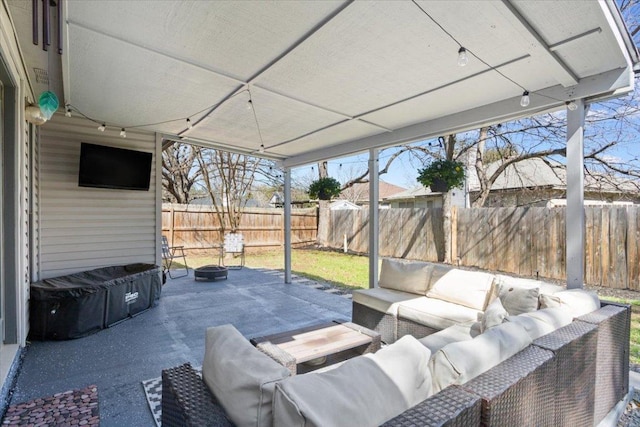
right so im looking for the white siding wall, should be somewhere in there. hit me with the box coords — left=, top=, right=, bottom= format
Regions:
left=39, top=114, right=158, bottom=278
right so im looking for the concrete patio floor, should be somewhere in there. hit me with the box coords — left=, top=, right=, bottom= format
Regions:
left=7, top=267, right=351, bottom=426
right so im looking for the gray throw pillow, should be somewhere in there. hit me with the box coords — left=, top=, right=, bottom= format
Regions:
left=499, top=286, right=540, bottom=315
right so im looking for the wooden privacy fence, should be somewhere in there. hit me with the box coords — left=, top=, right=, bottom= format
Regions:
left=162, top=203, right=317, bottom=251
left=328, top=206, right=640, bottom=290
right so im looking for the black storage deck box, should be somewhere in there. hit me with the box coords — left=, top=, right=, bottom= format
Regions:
left=29, top=263, right=161, bottom=340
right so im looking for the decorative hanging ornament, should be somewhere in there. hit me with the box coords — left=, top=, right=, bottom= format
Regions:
left=38, top=91, right=59, bottom=120
left=25, top=104, right=47, bottom=125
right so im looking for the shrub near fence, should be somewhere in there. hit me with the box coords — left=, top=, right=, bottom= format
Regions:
left=162, top=203, right=317, bottom=252
left=328, top=206, right=640, bottom=290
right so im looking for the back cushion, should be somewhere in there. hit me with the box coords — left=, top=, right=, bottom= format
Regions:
left=427, top=269, right=496, bottom=311
left=539, top=289, right=600, bottom=317
left=202, top=325, right=291, bottom=427
left=379, top=258, right=432, bottom=295
left=506, top=307, right=573, bottom=340
left=430, top=322, right=531, bottom=393
left=272, top=335, right=432, bottom=426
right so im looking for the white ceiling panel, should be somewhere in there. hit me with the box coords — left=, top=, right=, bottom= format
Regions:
left=66, top=0, right=347, bottom=82
left=269, top=121, right=385, bottom=158
left=43, top=0, right=636, bottom=166
left=66, top=25, right=240, bottom=129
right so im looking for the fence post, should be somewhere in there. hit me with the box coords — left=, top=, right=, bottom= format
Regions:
left=169, top=206, right=175, bottom=246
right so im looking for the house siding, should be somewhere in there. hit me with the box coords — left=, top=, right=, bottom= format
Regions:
left=39, top=114, right=158, bottom=278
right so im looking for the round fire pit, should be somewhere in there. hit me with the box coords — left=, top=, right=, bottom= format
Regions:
left=194, top=265, right=228, bottom=281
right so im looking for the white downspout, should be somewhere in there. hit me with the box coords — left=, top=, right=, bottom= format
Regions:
left=369, top=149, right=379, bottom=289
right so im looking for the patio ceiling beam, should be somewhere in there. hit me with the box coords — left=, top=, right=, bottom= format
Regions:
left=281, top=67, right=633, bottom=168
left=498, top=0, right=579, bottom=87
left=161, top=135, right=287, bottom=161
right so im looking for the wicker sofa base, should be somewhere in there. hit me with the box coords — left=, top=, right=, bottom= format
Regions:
left=162, top=303, right=630, bottom=426
left=397, top=316, right=440, bottom=340
left=352, top=302, right=397, bottom=344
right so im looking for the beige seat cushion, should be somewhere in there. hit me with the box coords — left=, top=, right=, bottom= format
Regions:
left=506, top=307, right=573, bottom=340
left=427, top=269, right=496, bottom=310
left=202, top=325, right=291, bottom=427
left=352, top=287, right=423, bottom=316
left=398, top=297, right=483, bottom=331
left=539, top=289, right=600, bottom=317
left=419, top=322, right=480, bottom=354
left=430, top=322, right=532, bottom=393
left=272, top=335, right=432, bottom=427
left=496, top=274, right=564, bottom=295
left=378, top=258, right=432, bottom=295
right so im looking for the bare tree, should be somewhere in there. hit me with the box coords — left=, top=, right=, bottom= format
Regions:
left=195, top=149, right=262, bottom=241
left=161, top=142, right=201, bottom=203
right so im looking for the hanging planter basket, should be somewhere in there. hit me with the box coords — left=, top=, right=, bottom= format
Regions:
left=429, top=178, right=449, bottom=193
left=309, top=177, right=342, bottom=201
left=417, top=159, right=465, bottom=193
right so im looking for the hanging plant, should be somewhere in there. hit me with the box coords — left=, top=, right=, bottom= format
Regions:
left=308, top=177, right=342, bottom=200
left=417, top=159, right=465, bottom=192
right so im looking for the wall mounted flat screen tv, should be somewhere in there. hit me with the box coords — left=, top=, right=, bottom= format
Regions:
left=78, top=143, right=153, bottom=191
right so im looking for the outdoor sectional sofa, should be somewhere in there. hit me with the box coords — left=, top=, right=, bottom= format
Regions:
left=161, top=259, right=630, bottom=426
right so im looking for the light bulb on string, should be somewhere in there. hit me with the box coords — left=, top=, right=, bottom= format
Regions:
left=566, top=101, right=578, bottom=111
left=457, top=47, right=468, bottom=66
left=186, top=118, right=193, bottom=129
left=120, top=128, right=127, bottom=138
left=65, top=106, right=72, bottom=117
left=247, top=99, right=253, bottom=110
left=520, top=91, right=530, bottom=107
left=258, top=144, right=265, bottom=153
left=97, top=123, right=106, bottom=132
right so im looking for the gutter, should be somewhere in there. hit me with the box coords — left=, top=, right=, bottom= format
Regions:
left=605, top=0, right=640, bottom=73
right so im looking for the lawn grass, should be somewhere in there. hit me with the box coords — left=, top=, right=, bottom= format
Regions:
left=600, top=296, right=640, bottom=365
left=185, top=248, right=371, bottom=290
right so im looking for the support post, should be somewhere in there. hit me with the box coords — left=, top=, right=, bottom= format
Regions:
left=566, top=99, right=586, bottom=289
left=284, top=168, right=292, bottom=284
left=369, top=149, right=379, bottom=289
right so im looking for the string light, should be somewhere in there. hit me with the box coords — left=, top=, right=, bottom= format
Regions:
left=247, top=99, right=253, bottom=110
left=65, top=106, right=72, bottom=117
left=457, top=47, right=468, bottom=66
left=259, top=144, right=265, bottom=153
left=97, top=123, right=105, bottom=132
left=520, top=91, right=530, bottom=107
left=566, top=101, right=578, bottom=111
left=120, top=128, right=127, bottom=138
left=186, top=118, right=193, bottom=129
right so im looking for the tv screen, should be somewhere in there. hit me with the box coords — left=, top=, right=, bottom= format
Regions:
left=78, top=143, right=153, bottom=191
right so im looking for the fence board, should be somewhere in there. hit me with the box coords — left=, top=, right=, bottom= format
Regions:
left=162, top=204, right=317, bottom=251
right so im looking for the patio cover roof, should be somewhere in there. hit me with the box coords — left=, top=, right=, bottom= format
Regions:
left=56, top=0, right=638, bottom=167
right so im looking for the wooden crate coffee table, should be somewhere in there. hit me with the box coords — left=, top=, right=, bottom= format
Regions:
left=251, top=322, right=381, bottom=374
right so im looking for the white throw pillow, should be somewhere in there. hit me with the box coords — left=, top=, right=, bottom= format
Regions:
left=499, top=286, right=540, bottom=315
left=379, top=258, right=432, bottom=295
left=272, top=335, right=432, bottom=427
left=430, top=322, right=531, bottom=393
left=427, top=269, right=496, bottom=311
left=202, top=325, right=291, bottom=427
left=481, top=298, right=508, bottom=332
left=539, top=289, right=600, bottom=317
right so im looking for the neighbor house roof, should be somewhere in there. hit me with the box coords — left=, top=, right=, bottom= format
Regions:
left=467, top=157, right=640, bottom=194
left=340, top=181, right=406, bottom=203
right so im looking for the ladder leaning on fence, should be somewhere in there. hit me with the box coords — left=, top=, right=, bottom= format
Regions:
left=219, top=233, right=245, bottom=270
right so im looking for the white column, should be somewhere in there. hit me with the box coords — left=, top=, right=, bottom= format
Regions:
left=369, top=149, right=379, bottom=289
left=284, top=168, right=292, bottom=284
left=566, top=99, right=586, bottom=289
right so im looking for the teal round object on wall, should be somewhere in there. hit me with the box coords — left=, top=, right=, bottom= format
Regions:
left=38, top=91, right=59, bottom=120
